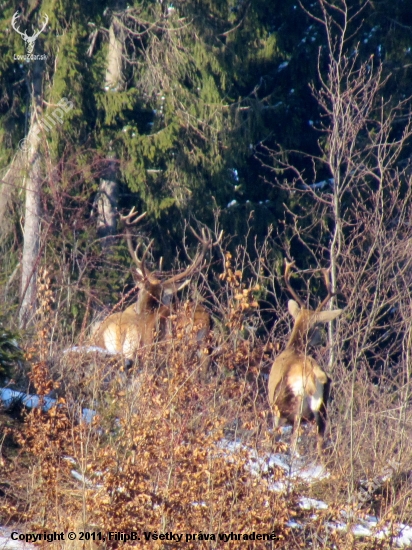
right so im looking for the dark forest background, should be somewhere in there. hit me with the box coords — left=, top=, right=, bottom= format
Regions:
left=0, top=0, right=412, bottom=350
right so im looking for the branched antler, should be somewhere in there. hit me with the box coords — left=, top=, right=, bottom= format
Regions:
left=162, top=227, right=212, bottom=285
left=284, top=259, right=305, bottom=308
left=315, top=268, right=334, bottom=312
left=284, top=259, right=335, bottom=311
left=119, top=208, right=151, bottom=280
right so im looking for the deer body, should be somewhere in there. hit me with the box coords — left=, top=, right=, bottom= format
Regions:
left=91, top=208, right=214, bottom=361
left=93, top=298, right=170, bottom=359
left=269, top=263, right=342, bottom=455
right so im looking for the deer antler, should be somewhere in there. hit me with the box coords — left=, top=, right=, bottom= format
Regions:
left=162, top=226, right=212, bottom=285
left=119, top=206, right=146, bottom=226
left=284, top=259, right=305, bottom=308
left=315, top=268, right=334, bottom=312
left=119, top=208, right=152, bottom=281
left=12, top=12, right=49, bottom=54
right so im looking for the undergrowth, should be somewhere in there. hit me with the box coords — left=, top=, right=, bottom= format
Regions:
left=0, top=246, right=411, bottom=550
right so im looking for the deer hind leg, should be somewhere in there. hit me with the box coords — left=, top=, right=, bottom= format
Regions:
left=315, top=377, right=331, bottom=457
left=313, top=410, right=326, bottom=457
left=290, top=419, right=302, bottom=457
left=270, top=404, right=284, bottom=447
left=290, top=396, right=304, bottom=456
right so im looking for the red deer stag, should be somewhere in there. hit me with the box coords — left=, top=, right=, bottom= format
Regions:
left=93, top=208, right=212, bottom=360
left=268, top=260, right=342, bottom=455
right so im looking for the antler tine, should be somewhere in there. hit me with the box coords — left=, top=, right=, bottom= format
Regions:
left=316, top=267, right=335, bottom=311
left=214, top=229, right=224, bottom=246
left=120, top=207, right=147, bottom=226
left=189, top=225, right=222, bottom=246
left=124, top=239, right=154, bottom=281
left=133, top=239, right=154, bottom=280
left=284, top=259, right=305, bottom=308
left=120, top=208, right=150, bottom=280
left=189, top=225, right=211, bottom=244
left=38, top=14, right=48, bottom=33
left=30, top=14, right=49, bottom=39
left=163, top=225, right=212, bottom=285
left=122, top=225, right=141, bottom=272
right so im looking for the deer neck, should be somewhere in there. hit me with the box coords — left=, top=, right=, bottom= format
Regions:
left=135, top=288, right=163, bottom=315
left=285, top=316, right=312, bottom=352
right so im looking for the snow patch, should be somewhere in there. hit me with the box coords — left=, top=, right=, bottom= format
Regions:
left=63, top=345, right=118, bottom=355
left=278, top=61, right=289, bottom=71
left=0, top=388, right=95, bottom=424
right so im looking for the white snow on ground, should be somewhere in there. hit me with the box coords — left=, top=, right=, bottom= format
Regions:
left=0, top=388, right=55, bottom=412
left=62, top=345, right=118, bottom=355
left=218, top=437, right=412, bottom=547
left=218, top=437, right=330, bottom=489
left=299, top=497, right=328, bottom=510
left=387, top=525, right=412, bottom=546
left=0, top=529, right=35, bottom=550
left=0, top=388, right=95, bottom=423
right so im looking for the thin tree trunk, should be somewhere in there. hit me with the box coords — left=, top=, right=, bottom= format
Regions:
left=96, top=7, right=125, bottom=250
left=96, top=161, right=119, bottom=249
left=19, top=58, right=44, bottom=328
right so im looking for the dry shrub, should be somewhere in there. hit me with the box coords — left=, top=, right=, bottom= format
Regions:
left=14, top=357, right=293, bottom=548
left=86, top=347, right=292, bottom=548
left=7, top=233, right=411, bottom=549
left=14, top=360, right=83, bottom=531
left=12, top=287, right=296, bottom=548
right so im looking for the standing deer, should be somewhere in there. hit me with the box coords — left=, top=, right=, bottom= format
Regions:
left=268, top=260, right=342, bottom=455
left=92, top=208, right=212, bottom=360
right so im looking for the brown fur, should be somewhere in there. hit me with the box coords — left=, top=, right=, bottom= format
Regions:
left=93, top=301, right=171, bottom=357
left=269, top=299, right=341, bottom=455
left=91, top=210, right=213, bottom=362
left=92, top=279, right=210, bottom=360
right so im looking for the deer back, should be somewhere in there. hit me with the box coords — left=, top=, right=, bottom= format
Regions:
left=268, top=262, right=342, bottom=406
left=268, top=260, right=343, bottom=455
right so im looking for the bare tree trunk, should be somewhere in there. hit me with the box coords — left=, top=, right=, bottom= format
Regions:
left=105, top=22, right=124, bottom=91
left=96, top=160, right=119, bottom=249
left=96, top=6, right=125, bottom=250
left=19, top=59, right=44, bottom=329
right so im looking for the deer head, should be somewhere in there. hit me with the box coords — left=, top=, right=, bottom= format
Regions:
left=120, top=207, right=213, bottom=314
left=12, top=12, right=48, bottom=54
left=284, top=259, right=342, bottom=350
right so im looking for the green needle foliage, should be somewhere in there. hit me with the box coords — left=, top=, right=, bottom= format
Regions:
left=0, top=317, right=23, bottom=380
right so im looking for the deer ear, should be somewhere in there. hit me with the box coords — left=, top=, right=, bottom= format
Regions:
left=288, top=299, right=301, bottom=319
left=316, top=309, right=342, bottom=323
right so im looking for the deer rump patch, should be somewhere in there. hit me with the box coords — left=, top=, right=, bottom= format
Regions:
left=270, top=353, right=330, bottom=424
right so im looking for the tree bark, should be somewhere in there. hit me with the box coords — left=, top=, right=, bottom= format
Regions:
left=19, top=58, right=44, bottom=329
left=96, top=6, right=125, bottom=251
